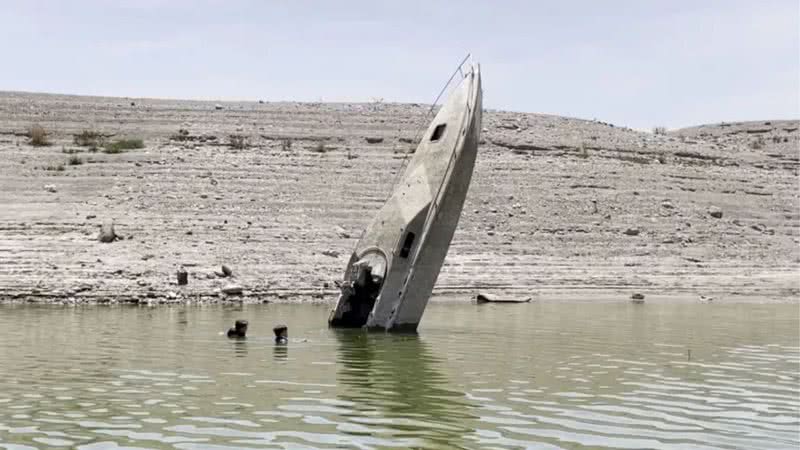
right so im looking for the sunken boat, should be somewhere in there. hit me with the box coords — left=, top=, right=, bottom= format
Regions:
left=329, top=62, right=483, bottom=332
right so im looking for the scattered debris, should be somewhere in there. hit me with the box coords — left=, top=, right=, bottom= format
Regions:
left=98, top=219, right=119, bottom=243
left=708, top=207, right=723, bottom=219
left=215, top=264, right=234, bottom=278
left=310, top=142, right=329, bottom=153
left=623, top=228, right=641, bottom=236
left=221, top=264, right=233, bottom=277
left=44, top=184, right=57, bottom=193
left=498, top=122, right=521, bottom=131
left=335, top=227, right=351, bottom=239
left=750, top=223, right=773, bottom=234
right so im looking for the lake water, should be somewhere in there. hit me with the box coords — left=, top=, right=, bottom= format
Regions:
left=0, top=302, right=797, bottom=450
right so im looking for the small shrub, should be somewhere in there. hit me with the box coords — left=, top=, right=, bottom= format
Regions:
left=749, top=136, right=765, bottom=150
left=653, top=126, right=667, bottom=135
left=28, top=124, right=50, bottom=146
left=578, top=142, right=589, bottom=159
left=104, top=138, right=144, bottom=153
left=67, top=155, right=83, bottom=166
left=311, top=142, right=328, bottom=153
left=618, top=154, right=651, bottom=164
left=281, top=138, right=292, bottom=151
left=171, top=128, right=191, bottom=141
left=74, top=130, right=103, bottom=147
left=44, top=164, right=65, bottom=171
left=656, top=154, right=667, bottom=164
left=228, top=134, right=248, bottom=149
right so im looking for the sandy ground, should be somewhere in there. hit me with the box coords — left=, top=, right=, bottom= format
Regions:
left=0, top=91, right=797, bottom=305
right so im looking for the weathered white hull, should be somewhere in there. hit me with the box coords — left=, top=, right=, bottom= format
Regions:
left=329, top=64, right=483, bottom=332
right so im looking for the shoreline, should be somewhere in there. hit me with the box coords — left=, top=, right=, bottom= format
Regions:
left=2, top=286, right=797, bottom=306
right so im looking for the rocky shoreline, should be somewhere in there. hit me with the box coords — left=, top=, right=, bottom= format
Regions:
left=1, top=92, right=797, bottom=305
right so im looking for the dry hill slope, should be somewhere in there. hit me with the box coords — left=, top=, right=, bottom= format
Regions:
left=0, top=92, right=797, bottom=304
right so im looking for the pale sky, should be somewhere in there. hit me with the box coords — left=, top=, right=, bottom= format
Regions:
left=1, top=0, right=798, bottom=129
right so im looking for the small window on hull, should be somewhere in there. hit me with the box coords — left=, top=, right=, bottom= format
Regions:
left=399, top=232, right=415, bottom=258
left=430, top=124, right=446, bottom=142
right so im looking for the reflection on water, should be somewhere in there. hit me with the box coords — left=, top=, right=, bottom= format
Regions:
left=272, top=344, right=288, bottom=362
left=229, top=339, right=248, bottom=358
left=0, top=302, right=797, bottom=449
left=334, top=330, right=475, bottom=448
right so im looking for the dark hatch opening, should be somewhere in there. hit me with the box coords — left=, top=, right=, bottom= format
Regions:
left=399, top=232, right=415, bottom=258
left=430, top=124, right=446, bottom=142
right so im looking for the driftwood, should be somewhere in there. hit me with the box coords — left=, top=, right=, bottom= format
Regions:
left=221, top=284, right=243, bottom=296
left=476, top=293, right=532, bottom=304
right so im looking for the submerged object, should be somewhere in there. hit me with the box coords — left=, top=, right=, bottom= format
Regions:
left=475, top=293, right=532, bottom=304
left=273, top=324, right=288, bottom=344
left=227, top=320, right=248, bottom=338
left=329, top=61, right=483, bottom=332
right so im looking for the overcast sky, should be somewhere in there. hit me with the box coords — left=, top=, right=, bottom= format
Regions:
left=1, top=0, right=797, bottom=129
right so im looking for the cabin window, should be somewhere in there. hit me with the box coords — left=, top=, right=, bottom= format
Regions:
left=430, top=124, right=446, bottom=142
left=399, top=232, right=415, bottom=258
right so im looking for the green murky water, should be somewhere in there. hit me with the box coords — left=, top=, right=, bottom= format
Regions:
left=0, top=302, right=798, bottom=449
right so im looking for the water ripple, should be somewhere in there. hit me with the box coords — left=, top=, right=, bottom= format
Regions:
left=0, top=303, right=796, bottom=449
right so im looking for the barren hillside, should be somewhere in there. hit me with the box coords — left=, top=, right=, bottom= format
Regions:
left=0, top=91, right=797, bottom=304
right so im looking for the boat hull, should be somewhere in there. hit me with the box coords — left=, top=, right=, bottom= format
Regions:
left=329, top=64, right=483, bottom=332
